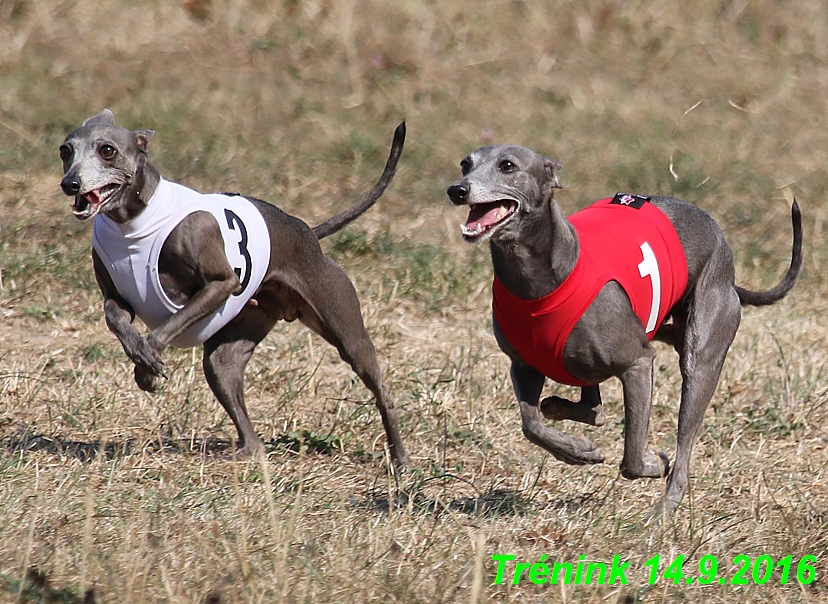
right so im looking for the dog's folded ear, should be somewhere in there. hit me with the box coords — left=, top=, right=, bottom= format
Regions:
left=83, top=108, right=115, bottom=128
left=543, top=157, right=563, bottom=189
left=134, top=129, right=155, bottom=153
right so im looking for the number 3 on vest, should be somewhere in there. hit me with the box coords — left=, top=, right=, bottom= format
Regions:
left=637, top=242, right=661, bottom=333
left=224, top=208, right=253, bottom=295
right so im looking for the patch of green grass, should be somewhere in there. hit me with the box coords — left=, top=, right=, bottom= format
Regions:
left=22, top=305, right=55, bottom=321
left=272, top=429, right=346, bottom=455
left=81, top=345, right=105, bottom=364
left=329, top=228, right=490, bottom=310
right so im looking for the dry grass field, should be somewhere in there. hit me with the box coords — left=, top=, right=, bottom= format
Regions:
left=2, top=0, right=828, bottom=601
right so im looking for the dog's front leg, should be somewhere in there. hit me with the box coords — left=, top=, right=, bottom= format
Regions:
left=140, top=273, right=240, bottom=392
left=618, top=346, right=670, bottom=480
left=102, top=296, right=167, bottom=388
left=94, top=251, right=166, bottom=390
left=512, top=362, right=605, bottom=465
left=147, top=212, right=242, bottom=352
left=146, top=276, right=240, bottom=349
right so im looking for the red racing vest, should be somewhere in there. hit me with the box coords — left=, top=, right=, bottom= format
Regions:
left=492, top=194, right=688, bottom=387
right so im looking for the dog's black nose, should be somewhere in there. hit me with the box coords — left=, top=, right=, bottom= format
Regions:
left=447, top=183, right=470, bottom=205
left=61, top=176, right=82, bottom=196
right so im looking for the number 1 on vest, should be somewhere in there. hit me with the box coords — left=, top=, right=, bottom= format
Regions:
left=637, top=242, right=661, bottom=333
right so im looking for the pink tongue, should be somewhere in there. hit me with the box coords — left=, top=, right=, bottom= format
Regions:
left=84, top=190, right=102, bottom=205
left=465, top=202, right=505, bottom=228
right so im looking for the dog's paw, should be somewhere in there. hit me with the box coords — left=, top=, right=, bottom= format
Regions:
left=540, top=396, right=571, bottom=421
left=123, top=334, right=166, bottom=378
left=235, top=439, right=265, bottom=459
left=554, top=436, right=605, bottom=465
left=620, top=451, right=670, bottom=479
left=391, top=450, right=412, bottom=470
left=591, top=406, right=606, bottom=426
left=541, top=396, right=606, bottom=426
left=134, top=365, right=161, bottom=392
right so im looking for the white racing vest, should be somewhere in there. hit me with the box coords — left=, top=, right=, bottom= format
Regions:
left=92, top=178, right=270, bottom=349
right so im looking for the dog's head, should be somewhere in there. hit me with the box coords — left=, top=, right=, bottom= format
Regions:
left=59, top=109, right=155, bottom=221
left=447, top=145, right=562, bottom=243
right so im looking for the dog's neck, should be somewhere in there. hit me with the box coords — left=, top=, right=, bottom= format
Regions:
left=490, top=195, right=579, bottom=299
left=104, top=156, right=161, bottom=224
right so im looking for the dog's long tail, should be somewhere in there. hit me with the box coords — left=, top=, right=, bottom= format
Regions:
left=735, top=200, right=802, bottom=306
left=313, top=122, right=405, bottom=240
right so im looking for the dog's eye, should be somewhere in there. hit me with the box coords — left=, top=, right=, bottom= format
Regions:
left=59, top=145, right=73, bottom=162
left=498, top=160, right=516, bottom=173
left=460, top=158, right=471, bottom=175
left=99, top=144, right=117, bottom=160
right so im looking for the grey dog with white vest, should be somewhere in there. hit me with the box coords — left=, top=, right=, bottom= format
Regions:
left=60, top=109, right=409, bottom=467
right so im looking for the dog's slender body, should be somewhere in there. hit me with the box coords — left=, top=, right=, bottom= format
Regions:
left=60, top=109, right=409, bottom=467
left=447, top=145, right=802, bottom=518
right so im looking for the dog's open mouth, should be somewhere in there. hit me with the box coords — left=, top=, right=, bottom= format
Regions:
left=460, top=200, right=518, bottom=241
left=72, top=183, right=122, bottom=220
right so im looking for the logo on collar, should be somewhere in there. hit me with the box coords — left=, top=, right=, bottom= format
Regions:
left=610, top=193, right=650, bottom=209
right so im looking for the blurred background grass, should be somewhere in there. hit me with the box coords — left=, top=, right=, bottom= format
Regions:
left=1, top=0, right=827, bottom=602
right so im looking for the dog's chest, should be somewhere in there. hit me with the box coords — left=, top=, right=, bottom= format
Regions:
left=493, top=196, right=688, bottom=386
left=92, top=179, right=271, bottom=348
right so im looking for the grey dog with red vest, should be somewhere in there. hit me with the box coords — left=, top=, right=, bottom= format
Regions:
left=448, top=144, right=801, bottom=521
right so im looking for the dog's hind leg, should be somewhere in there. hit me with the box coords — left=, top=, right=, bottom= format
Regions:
left=654, top=251, right=741, bottom=521
left=540, top=385, right=605, bottom=426
left=297, top=257, right=410, bottom=469
left=513, top=362, right=605, bottom=465
left=203, top=307, right=277, bottom=458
